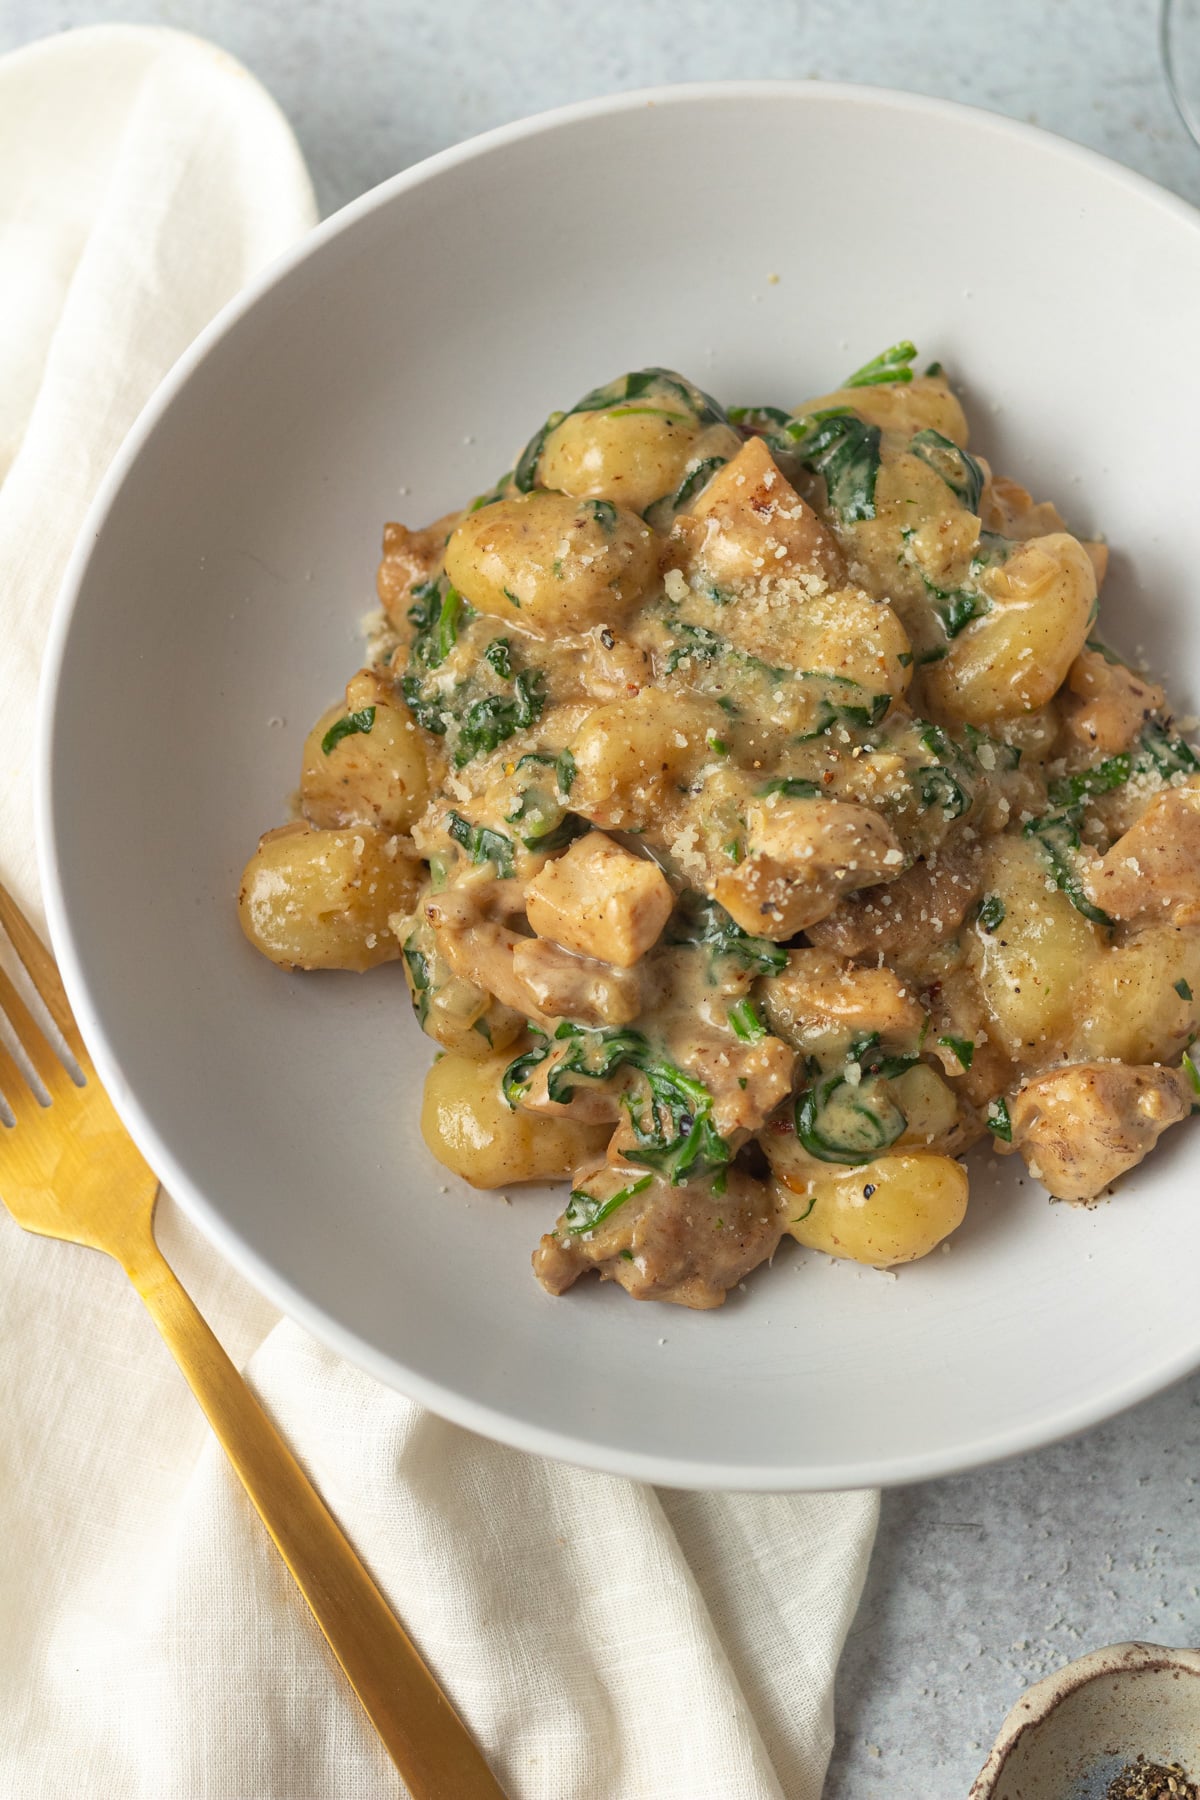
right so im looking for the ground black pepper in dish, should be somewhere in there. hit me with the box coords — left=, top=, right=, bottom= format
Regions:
left=1105, top=1755, right=1199, bottom=1798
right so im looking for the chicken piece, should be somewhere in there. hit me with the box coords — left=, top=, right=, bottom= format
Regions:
left=533, top=1163, right=783, bottom=1309
left=1007, top=1061, right=1192, bottom=1200
left=761, top=949, right=925, bottom=1060
left=1059, top=649, right=1166, bottom=757
left=429, top=912, right=547, bottom=1023
left=1082, top=542, right=1109, bottom=588
left=509, top=936, right=642, bottom=1027
left=376, top=512, right=459, bottom=628
left=804, top=838, right=982, bottom=962
left=977, top=475, right=1103, bottom=587
left=424, top=881, right=555, bottom=1024
left=671, top=436, right=846, bottom=592
left=714, top=796, right=903, bottom=939
left=661, top=1024, right=797, bottom=1137
left=1083, top=784, right=1200, bottom=924
left=525, top=831, right=675, bottom=969
left=979, top=473, right=1066, bottom=541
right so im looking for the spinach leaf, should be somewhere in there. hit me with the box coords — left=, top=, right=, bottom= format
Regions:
left=671, top=896, right=787, bottom=975
left=1084, top=636, right=1124, bottom=666
left=939, top=1034, right=975, bottom=1070
left=401, top=934, right=432, bottom=1027
left=844, top=340, right=917, bottom=388
left=545, top=1022, right=732, bottom=1187
left=545, top=1022, right=649, bottom=1104
left=977, top=894, right=1006, bottom=932
left=728, top=998, right=768, bottom=1042
left=728, top=404, right=792, bottom=433
left=795, top=1071, right=907, bottom=1165
left=504, top=762, right=582, bottom=852
left=786, top=410, right=881, bottom=523
left=399, top=674, right=452, bottom=737
left=643, top=456, right=728, bottom=532
left=469, top=471, right=511, bottom=513
left=571, top=367, right=728, bottom=427
left=963, top=724, right=1022, bottom=771
left=483, top=637, right=513, bottom=678
left=986, top=1096, right=1013, bottom=1142
left=1176, top=978, right=1193, bottom=1002
left=514, top=411, right=565, bottom=492
left=918, top=765, right=971, bottom=820
left=848, top=1034, right=919, bottom=1081
left=1138, top=721, right=1199, bottom=779
left=922, top=576, right=983, bottom=639
left=759, top=776, right=821, bottom=799
left=407, top=576, right=473, bottom=670
left=914, top=722, right=974, bottom=819
left=665, top=622, right=724, bottom=674
left=446, top=811, right=516, bottom=877
left=1047, top=752, right=1132, bottom=810
left=584, top=498, right=618, bottom=531
left=795, top=672, right=892, bottom=736
left=1023, top=812, right=1113, bottom=928
left=454, top=668, right=547, bottom=766
left=909, top=428, right=985, bottom=514
left=622, top=1063, right=731, bottom=1187
left=320, top=706, right=376, bottom=755
left=501, top=1033, right=550, bottom=1109
left=563, top=1172, right=652, bottom=1236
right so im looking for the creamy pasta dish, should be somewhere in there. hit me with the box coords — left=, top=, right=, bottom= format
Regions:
left=238, top=345, right=1200, bottom=1310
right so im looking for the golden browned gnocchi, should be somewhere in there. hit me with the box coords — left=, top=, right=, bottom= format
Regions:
left=773, top=1152, right=969, bottom=1268
left=300, top=670, right=434, bottom=833
left=239, top=345, right=1200, bottom=1309
left=238, top=823, right=421, bottom=971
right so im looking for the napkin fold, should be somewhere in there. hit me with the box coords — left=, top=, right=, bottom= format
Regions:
left=0, top=26, right=878, bottom=1798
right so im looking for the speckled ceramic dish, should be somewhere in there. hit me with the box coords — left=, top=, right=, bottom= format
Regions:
left=971, top=1642, right=1200, bottom=1799
left=38, top=82, right=1200, bottom=1489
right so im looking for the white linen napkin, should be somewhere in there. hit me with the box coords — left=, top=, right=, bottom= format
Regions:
left=0, top=26, right=879, bottom=1799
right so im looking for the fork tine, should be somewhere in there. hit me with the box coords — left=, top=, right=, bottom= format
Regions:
left=0, top=959, right=76, bottom=1097
left=0, top=881, right=87, bottom=1066
left=0, top=1028, right=46, bottom=1126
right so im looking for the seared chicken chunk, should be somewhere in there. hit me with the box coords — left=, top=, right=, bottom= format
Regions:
left=762, top=949, right=925, bottom=1060
left=1060, top=649, right=1165, bottom=757
left=1083, top=784, right=1200, bottom=924
left=1007, top=1061, right=1192, bottom=1200
left=805, top=839, right=982, bottom=963
left=672, top=436, right=846, bottom=591
left=534, top=1163, right=783, bottom=1309
left=525, top=831, right=675, bottom=968
left=714, top=796, right=903, bottom=939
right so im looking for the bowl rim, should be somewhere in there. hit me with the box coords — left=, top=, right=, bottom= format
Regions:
left=35, top=78, right=1200, bottom=1492
left=969, top=1640, right=1200, bottom=1797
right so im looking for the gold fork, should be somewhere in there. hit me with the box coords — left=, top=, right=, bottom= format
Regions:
left=0, top=880, right=507, bottom=1800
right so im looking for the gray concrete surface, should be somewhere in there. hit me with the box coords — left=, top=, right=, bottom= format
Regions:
left=5, top=1, right=1200, bottom=1793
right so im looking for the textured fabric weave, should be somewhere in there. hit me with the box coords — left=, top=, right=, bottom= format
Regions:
left=0, top=27, right=878, bottom=1797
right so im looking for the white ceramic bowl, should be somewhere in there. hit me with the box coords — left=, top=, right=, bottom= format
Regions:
left=39, top=83, right=1200, bottom=1491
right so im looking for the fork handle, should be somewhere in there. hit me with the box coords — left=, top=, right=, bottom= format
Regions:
left=122, top=1230, right=508, bottom=1800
